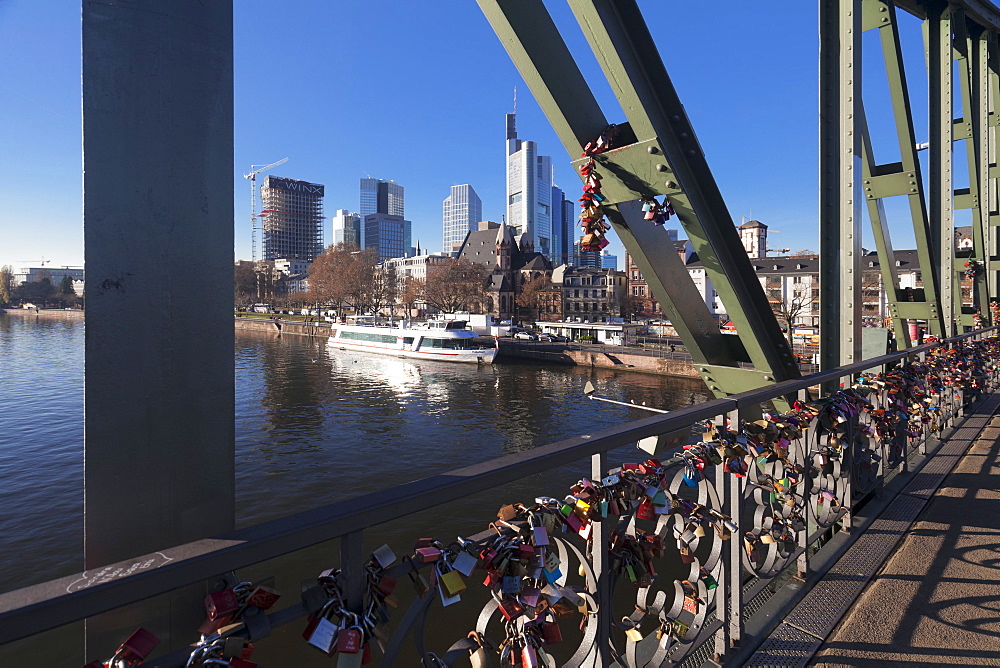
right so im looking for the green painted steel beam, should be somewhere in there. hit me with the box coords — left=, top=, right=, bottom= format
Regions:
left=987, top=31, right=1000, bottom=304
left=927, top=1, right=958, bottom=337
left=478, top=0, right=800, bottom=409
left=876, top=0, right=944, bottom=337
left=820, top=0, right=863, bottom=372
left=476, top=0, right=788, bottom=405
left=859, top=106, right=910, bottom=344
left=562, top=0, right=801, bottom=395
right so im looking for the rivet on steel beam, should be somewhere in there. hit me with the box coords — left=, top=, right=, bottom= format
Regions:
left=647, top=146, right=659, bottom=154
left=666, top=181, right=677, bottom=189
left=656, top=164, right=668, bottom=172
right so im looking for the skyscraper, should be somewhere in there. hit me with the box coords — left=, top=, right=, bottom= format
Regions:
left=360, top=177, right=410, bottom=260
left=365, top=214, right=411, bottom=262
left=360, top=178, right=404, bottom=218
left=550, top=185, right=577, bottom=266
left=506, top=112, right=553, bottom=257
left=332, top=209, right=362, bottom=248
left=260, top=176, right=324, bottom=262
left=442, top=184, right=483, bottom=255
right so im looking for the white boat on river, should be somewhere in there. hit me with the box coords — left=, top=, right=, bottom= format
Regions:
left=327, top=320, right=499, bottom=364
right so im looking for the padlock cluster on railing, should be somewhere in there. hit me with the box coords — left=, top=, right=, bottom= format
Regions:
left=81, top=336, right=1000, bottom=667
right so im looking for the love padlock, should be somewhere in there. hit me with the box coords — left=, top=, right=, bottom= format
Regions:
left=333, top=623, right=364, bottom=654
left=205, top=588, right=241, bottom=620
left=117, top=627, right=160, bottom=663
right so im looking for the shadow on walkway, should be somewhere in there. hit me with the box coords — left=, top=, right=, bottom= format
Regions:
left=810, top=421, right=1000, bottom=666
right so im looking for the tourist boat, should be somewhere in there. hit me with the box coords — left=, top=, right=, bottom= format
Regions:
left=327, top=320, right=499, bottom=364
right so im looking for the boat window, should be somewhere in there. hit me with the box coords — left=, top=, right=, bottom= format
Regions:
left=403, top=337, right=414, bottom=345
left=425, top=337, right=475, bottom=349
left=340, top=331, right=398, bottom=344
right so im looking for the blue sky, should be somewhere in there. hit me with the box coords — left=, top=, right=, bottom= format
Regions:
left=0, top=1, right=940, bottom=271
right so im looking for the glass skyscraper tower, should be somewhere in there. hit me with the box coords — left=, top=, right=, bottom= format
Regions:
left=360, top=178, right=404, bottom=218
left=505, top=112, right=553, bottom=257
left=442, top=184, right=482, bottom=254
left=360, top=177, right=410, bottom=261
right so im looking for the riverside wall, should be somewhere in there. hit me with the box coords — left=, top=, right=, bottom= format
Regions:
left=233, top=318, right=701, bottom=379
left=3, top=308, right=84, bottom=320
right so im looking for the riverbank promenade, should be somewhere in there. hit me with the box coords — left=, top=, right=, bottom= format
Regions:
left=747, top=396, right=1000, bottom=667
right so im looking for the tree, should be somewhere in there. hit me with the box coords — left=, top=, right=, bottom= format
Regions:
left=18, top=278, right=56, bottom=306
left=234, top=262, right=256, bottom=305
left=768, top=287, right=812, bottom=348
left=309, top=243, right=363, bottom=316
left=398, top=277, right=425, bottom=319
left=59, top=274, right=75, bottom=295
left=619, top=293, right=646, bottom=321
left=789, top=249, right=816, bottom=257
left=365, top=264, right=398, bottom=317
left=517, top=275, right=552, bottom=323
left=0, top=266, right=14, bottom=305
left=424, top=259, right=488, bottom=313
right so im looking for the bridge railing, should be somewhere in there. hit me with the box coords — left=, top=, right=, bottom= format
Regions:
left=1, top=327, right=998, bottom=666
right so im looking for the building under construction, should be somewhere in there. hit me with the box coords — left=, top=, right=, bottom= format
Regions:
left=260, top=175, right=324, bottom=262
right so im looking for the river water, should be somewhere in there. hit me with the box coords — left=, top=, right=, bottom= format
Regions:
left=0, top=313, right=711, bottom=664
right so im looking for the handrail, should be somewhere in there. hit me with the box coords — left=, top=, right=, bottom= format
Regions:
left=1, top=326, right=997, bottom=649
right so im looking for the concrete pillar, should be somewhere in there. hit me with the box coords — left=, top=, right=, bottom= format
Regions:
left=83, top=0, right=234, bottom=654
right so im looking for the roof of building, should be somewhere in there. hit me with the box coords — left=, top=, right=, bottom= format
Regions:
left=739, top=219, right=767, bottom=229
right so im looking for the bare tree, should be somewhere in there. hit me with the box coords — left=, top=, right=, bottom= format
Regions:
left=365, top=264, right=398, bottom=317
left=399, top=277, right=425, bottom=319
left=517, top=275, right=552, bottom=323
left=309, top=243, right=368, bottom=316
left=424, top=259, right=488, bottom=313
left=619, top=293, right=646, bottom=321
left=768, top=287, right=812, bottom=348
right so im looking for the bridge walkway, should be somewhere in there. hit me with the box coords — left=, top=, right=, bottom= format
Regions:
left=744, top=394, right=1000, bottom=667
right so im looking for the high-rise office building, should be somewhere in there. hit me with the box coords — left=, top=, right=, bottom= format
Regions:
left=360, top=178, right=404, bottom=218
left=600, top=251, right=619, bottom=271
left=577, top=244, right=602, bottom=269
left=332, top=209, right=362, bottom=248
left=260, top=176, right=324, bottom=262
left=550, top=185, right=578, bottom=266
left=506, top=113, right=553, bottom=258
left=365, top=214, right=411, bottom=262
left=442, top=184, right=483, bottom=255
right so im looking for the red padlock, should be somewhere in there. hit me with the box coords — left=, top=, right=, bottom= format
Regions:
left=205, top=589, right=241, bottom=620
left=414, top=547, right=442, bottom=563
left=374, top=574, right=397, bottom=596
left=541, top=620, right=563, bottom=644
left=333, top=625, right=363, bottom=654
left=246, top=585, right=281, bottom=610
left=117, top=627, right=159, bottom=662
left=636, top=498, right=656, bottom=521
left=498, top=597, right=524, bottom=621
left=362, top=641, right=372, bottom=665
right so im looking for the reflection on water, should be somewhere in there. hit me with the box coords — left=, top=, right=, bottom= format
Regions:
left=1, top=317, right=713, bottom=663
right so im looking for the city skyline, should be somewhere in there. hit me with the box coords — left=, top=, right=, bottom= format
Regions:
left=5, top=1, right=920, bottom=275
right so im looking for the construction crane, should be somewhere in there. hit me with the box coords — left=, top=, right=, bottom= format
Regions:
left=243, top=158, right=288, bottom=261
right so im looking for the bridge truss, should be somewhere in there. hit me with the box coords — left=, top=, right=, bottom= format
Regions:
left=479, top=0, right=1000, bottom=399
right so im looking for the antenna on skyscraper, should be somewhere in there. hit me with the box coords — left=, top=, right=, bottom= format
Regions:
left=513, top=86, right=517, bottom=115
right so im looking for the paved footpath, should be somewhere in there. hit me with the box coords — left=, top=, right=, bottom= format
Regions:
left=810, top=416, right=1000, bottom=667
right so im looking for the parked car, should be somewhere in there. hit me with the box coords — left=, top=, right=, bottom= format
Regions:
left=514, top=331, right=538, bottom=341
left=537, top=333, right=554, bottom=342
